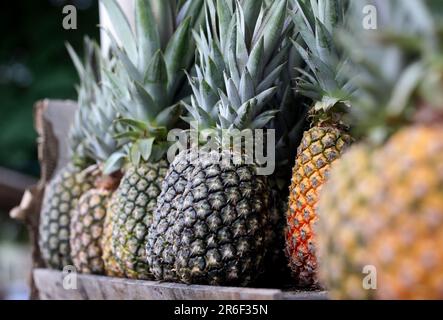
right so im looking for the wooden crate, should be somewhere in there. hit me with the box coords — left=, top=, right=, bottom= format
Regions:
left=11, top=100, right=79, bottom=299
left=13, top=100, right=327, bottom=300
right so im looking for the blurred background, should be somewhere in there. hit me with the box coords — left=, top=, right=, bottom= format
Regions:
left=0, top=0, right=99, bottom=300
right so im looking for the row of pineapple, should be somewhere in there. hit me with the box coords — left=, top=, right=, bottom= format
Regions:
left=38, top=0, right=443, bottom=299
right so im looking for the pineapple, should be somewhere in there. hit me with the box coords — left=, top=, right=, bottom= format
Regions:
left=39, top=38, right=101, bottom=270
left=68, top=44, right=124, bottom=275
left=285, top=0, right=354, bottom=287
left=100, top=0, right=204, bottom=279
left=146, top=0, right=291, bottom=286
left=317, top=0, right=443, bottom=299
left=70, top=175, right=121, bottom=275
left=101, top=191, right=125, bottom=277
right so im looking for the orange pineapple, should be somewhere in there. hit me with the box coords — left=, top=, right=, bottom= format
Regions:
left=317, top=0, right=443, bottom=299
left=285, top=0, right=353, bottom=286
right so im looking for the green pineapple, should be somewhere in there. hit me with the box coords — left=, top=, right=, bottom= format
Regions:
left=100, top=0, right=204, bottom=279
left=101, top=190, right=125, bottom=277
left=39, top=38, right=101, bottom=270
left=68, top=43, right=124, bottom=275
left=147, top=0, right=291, bottom=286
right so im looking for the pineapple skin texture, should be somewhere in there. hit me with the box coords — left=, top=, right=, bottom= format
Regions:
left=286, top=126, right=352, bottom=287
left=39, top=163, right=95, bottom=269
left=101, top=192, right=125, bottom=278
left=112, top=161, right=169, bottom=280
left=147, top=150, right=197, bottom=282
left=318, top=126, right=443, bottom=299
left=70, top=189, right=110, bottom=274
left=316, top=144, right=375, bottom=299
left=147, top=150, right=272, bottom=286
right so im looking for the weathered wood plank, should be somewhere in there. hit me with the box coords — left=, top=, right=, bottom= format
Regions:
left=280, top=290, right=329, bottom=300
left=11, top=100, right=78, bottom=299
left=33, top=269, right=327, bottom=300
left=35, top=99, right=78, bottom=180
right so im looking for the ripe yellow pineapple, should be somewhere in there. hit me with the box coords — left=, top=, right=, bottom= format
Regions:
left=316, top=0, right=443, bottom=299
left=316, top=144, right=378, bottom=299
left=285, top=0, right=353, bottom=287
left=287, top=128, right=351, bottom=286
left=319, top=127, right=443, bottom=299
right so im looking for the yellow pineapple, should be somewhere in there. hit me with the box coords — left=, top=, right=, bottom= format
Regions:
left=317, top=0, right=443, bottom=299
left=319, top=127, right=443, bottom=299
left=285, top=0, right=353, bottom=287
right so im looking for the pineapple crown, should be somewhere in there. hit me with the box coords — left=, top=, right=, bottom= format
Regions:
left=185, top=0, right=291, bottom=143
left=342, top=0, right=443, bottom=143
left=100, top=0, right=205, bottom=170
left=67, top=37, right=103, bottom=168
left=291, top=0, right=356, bottom=128
left=67, top=38, right=123, bottom=173
left=82, top=66, right=120, bottom=171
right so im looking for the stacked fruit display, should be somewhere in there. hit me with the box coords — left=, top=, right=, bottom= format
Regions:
left=37, top=0, right=443, bottom=299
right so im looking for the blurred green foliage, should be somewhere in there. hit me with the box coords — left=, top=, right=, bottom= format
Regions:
left=0, top=0, right=99, bottom=177
left=0, top=0, right=100, bottom=244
